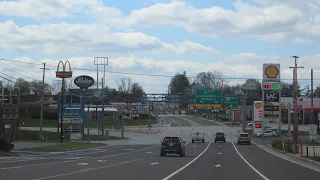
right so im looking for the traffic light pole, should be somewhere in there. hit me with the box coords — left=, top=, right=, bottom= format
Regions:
left=242, top=90, right=247, bottom=132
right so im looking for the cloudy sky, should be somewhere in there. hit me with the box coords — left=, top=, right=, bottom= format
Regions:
left=0, top=0, right=319, bottom=93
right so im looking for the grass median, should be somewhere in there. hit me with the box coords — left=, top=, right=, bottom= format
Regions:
left=16, top=130, right=127, bottom=142
left=20, top=118, right=155, bottom=128
left=305, top=156, right=320, bottom=162
left=21, top=142, right=103, bottom=152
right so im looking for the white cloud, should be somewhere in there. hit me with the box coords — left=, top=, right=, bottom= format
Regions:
left=0, top=0, right=100, bottom=20
left=292, top=37, right=314, bottom=44
left=1, top=0, right=319, bottom=41
left=0, top=21, right=218, bottom=54
left=2, top=54, right=320, bottom=93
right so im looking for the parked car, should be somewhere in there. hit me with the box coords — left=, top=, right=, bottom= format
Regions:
left=256, top=130, right=278, bottom=137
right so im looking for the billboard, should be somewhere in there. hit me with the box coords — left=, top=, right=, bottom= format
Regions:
left=263, top=64, right=280, bottom=82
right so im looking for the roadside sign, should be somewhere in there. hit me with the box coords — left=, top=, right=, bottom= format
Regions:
left=195, top=89, right=222, bottom=108
left=309, top=124, right=317, bottom=141
left=225, top=96, right=238, bottom=109
left=59, top=104, right=83, bottom=123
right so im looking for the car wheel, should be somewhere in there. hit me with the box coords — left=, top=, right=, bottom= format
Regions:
left=202, top=140, right=205, bottom=143
left=180, top=152, right=184, bottom=157
left=192, top=140, right=194, bottom=143
left=160, top=152, right=165, bottom=156
left=237, top=141, right=240, bottom=145
left=224, top=140, right=226, bottom=143
left=215, top=140, right=216, bottom=143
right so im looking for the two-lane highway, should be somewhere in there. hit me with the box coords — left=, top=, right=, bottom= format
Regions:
left=1, top=115, right=320, bottom=180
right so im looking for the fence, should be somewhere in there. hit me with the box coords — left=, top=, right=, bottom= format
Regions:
left=300, top=145, right=320, bottom=157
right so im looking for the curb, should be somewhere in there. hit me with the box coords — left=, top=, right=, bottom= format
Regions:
left=264, top=144, right=320, bottom=167
left=12, top=143, right=109, bottom=154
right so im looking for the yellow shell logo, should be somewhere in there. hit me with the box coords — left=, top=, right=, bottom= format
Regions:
left=265, top=65, right=279, bottom=78
left=255, top=103, right=262, bottom=109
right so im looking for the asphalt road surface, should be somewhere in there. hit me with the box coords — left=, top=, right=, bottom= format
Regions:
left=1, top=115, right=320, bottom=180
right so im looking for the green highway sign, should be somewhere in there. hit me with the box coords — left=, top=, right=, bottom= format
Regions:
left=225, top=96, right=238, bottom=109
left=195, top=89, right=222, bottom=105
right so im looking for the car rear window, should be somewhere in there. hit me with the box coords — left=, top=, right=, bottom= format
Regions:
left=164, top=137, right=180, bottom=142
left=216, top=133, right=224, bottom=136
left=240, top=134, right=249, bottom=137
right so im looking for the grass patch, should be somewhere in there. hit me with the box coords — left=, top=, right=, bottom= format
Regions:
left=21, top=142, right=102, bottom=152
left=305, top=156, right=320, bottom=162
left=16, top=130, right=60, bottom=142
left=16, top=130, right=127, bottom=142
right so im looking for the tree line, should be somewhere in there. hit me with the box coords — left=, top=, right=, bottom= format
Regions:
left=0, top=76, right=145, bottom=99
left=168, top=71, right=320, bottom=107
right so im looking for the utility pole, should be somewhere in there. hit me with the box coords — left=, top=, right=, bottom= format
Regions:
left=289, top=56, right=303, bottom=151
left=40, top=63, right=49, bottom=140
left=311, top=69, right=314, bottom=124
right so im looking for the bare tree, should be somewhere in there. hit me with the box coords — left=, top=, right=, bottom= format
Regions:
left=117, top=77, right=132, bottom=93
left=195, top=71, right=223, bottom=89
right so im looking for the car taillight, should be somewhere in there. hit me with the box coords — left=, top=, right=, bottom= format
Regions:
left=161, top=140, right=166, bottom=144
left=178, top=141, right=182, bottom=144
left=248, top=136, right=251, bottom=140
left=237, top=136, right=240, bottom=140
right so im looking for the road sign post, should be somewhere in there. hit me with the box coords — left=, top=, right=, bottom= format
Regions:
left=225, top=96, right=238, bottom=109
left=195, top=89, right=222, bottom=109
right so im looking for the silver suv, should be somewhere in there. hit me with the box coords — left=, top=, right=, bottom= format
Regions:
left=191, top=132, right=205, bottom=143
left=237, top=133, right=251, bottom=145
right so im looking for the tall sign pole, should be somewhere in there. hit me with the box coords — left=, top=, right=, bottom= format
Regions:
left=94, top=57, right=108, bottom=135
left=261, top=64, right=281, bottom=137
left=56, top=61, right=73, bottom=143
left=74, top=75, right=94, bottom=141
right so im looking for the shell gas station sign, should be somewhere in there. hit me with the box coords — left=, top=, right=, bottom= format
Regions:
left=253, top=101, right=263, bottom=135
left=263, top=64, right=280, bottom=81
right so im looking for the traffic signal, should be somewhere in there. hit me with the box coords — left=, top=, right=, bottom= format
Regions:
left=227, top=106, right=231, bottom=111
left=149, top=104, right=153, bottom=111
left=211, top=107, right=214, bottom=112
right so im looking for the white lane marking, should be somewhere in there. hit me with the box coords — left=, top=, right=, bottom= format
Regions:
left=120, top=149, right=136, bottom=151
left=217, top=153, right=222, bottom=155
left=252, top=142, right=320, bottom=173
left=162, top=135, right=211, bottom=180
left=214, top=164, right=222, bottom=168
left=77, top=163, right=88, bottom=166
left=150, top=162, right=158, bottom=165
left=232, top=142, right=269, bottom=180
left=219, top=145, right=222, bottom=148
left=97, top=160, right=106, bottom=162
left=145, top=152, right=153, bottom=154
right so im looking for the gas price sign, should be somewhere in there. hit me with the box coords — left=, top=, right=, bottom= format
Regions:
left=261, top=83, right=281, bottom=90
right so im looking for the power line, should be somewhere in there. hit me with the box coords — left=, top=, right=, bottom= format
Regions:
left=2, top=58, right=320, bottom=81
